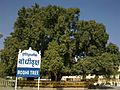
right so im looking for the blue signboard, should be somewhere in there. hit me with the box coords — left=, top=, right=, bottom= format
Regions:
left=17, top=68, right=40, bottom=77
left=16, top=47, right=41, bottom=77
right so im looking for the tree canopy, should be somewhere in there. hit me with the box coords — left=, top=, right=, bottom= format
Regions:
left=0, top=4, right=120, bottom=81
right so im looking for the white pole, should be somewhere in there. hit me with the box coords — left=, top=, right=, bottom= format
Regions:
left=38, top=50, right=41, bottom=90
left=38, top=77, right=40, bottom=90
left=15, top=77, right=17, bottom=90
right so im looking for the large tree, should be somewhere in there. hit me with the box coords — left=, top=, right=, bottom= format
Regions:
left=1, top=4, right=120, bottom=81
left=0, top=4, right=79, bottom=77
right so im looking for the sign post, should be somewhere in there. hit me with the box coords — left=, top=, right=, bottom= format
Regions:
left=15, top=77, right=17, bottom=90
left=15, top=47, right=41, bottom=90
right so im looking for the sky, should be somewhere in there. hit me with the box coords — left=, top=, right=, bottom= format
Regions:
left=0, top=0, right=120, bottom=50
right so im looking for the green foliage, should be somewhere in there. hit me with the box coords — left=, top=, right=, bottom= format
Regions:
left=93, top=53, right=120, bottom=77
left=76, top=20, right=109, bottom=56
left=73, top=53, right=120, bottom=80
left=0, top=4, right=119, bottom=81
left=42, top=40, right=64, bottom=81
left=73, top=57, right=93, bottom=80
left=106, top=43, right=119, bottom=54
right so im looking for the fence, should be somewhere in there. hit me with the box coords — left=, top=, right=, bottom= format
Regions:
left=0, top=78, right=89, bottom=88
left=0, top=78, right=15, bottom=87
left=17, top=80, right=89, bottom=87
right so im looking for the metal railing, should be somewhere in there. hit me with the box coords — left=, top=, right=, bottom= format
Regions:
left=17, top=80, right=89, bottom=87
left=0, top=78, right=15, bottom=87
left=0, top=78, right=89, bottom=88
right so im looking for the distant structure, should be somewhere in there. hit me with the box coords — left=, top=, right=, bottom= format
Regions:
left=0, top=32, right=3, bottom=38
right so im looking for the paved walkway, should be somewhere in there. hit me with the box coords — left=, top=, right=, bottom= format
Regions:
left=0, top=87, right=86, bottom=90
left=1, top=86, right=120, bottom=90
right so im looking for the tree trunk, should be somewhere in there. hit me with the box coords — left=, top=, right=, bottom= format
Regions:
left=82, top=74, right=86, bottom=81
left=54, top=72, right=58, bottom=81
left=50, top=72, right=62, bottom=81
left=57, top=72, right=62, bottom=81
left=51, top=72, right=55, bottom=81
left=95, top=75, right=99, bottom=82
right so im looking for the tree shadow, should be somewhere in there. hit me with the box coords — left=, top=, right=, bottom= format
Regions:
left=88, top=84, right=114, bottom=89
left=56, top=88, right=64, bottom=90
left=52, top=81, right=64, bottom=90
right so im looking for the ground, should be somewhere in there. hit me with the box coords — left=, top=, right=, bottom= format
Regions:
left=0, top=87, right=120, bottom=90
